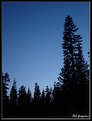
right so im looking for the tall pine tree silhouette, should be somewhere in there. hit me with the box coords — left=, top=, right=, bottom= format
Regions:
left=58, top=15, right=89, bottom=115
left=58, top=15, right=89, bottom=90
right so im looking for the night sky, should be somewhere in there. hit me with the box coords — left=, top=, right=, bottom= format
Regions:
left=2, top=2, right=90, bottom=95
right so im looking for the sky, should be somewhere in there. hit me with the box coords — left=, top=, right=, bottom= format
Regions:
left=2, top=2, right=90, bottom=96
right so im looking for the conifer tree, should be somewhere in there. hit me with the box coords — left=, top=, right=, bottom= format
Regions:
left=41, top=89, right=45, bottom=104
left=33, top=83, right=41, bottom=103
left=58, top=15, right=89, bottom=90
left=45, top=86, right=51, bottom=104
left=26, top=87, right=32, bottom=104
left=10, top=79, right=17, bottom=106
left=18, top=86, right=27, bottom=107
left=2, top=72, right=10, bottom=103
left=2, top=72, right=10, bottom=117
left=53, top=82, right=61, bottom=103
left=58, top=15, right=89, bottom=114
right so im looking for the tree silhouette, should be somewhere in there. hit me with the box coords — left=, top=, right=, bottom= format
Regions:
left=53, top=81, right=61, bottom=104
left=2, top=73, right=10, bottom=102
left=10, top=79, right=17, bottom=106
left=58, top=15, right=89, bottom=88
left=17, top=86, right=27, bottom=107
left=33, top=83, right=41, bottom=104
left=58, top=15, right=89, bottom=115
left=9, top=79, right=17, bottom=116
left=58, top=15, right=77, bottom=88
left=41, top=89, right=45, bottom=104
left=2, top=72, right=10, bottom=117
left=45, top=86, right=51, bottom=104
left=26, top=87, right=32, bottom=104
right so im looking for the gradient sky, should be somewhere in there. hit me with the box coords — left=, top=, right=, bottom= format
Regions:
left=2, top=2, right=90, bottom=95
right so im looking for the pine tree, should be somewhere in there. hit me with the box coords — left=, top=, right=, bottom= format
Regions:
left=53, top=82, right=61, bottom=103
left=26, top=87, right=31, bottom=104
left=2, top=72, right=10, bottom=117
left=18, top=86, right=27, bottom=107
left=58, top=15, right=89, bottom=90
left=58, top=15, right=89, bottom=114
left=33, top=83, right=41, bottom=103
left=10, top=79, right=17, bottom=106
left=45, top=86, right=51, bottom=104
left=2, top=72, right=10, bottom=103
left=41, top=89, right=45, bottom=104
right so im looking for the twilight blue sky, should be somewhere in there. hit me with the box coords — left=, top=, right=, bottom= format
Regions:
left=2, top=2, right=90, bottom=95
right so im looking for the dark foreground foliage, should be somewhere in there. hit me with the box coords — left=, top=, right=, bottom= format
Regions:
left=2, top=86, right=89, bottom=118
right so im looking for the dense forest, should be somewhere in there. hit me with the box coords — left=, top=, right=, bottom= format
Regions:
left=1, top=15, right=89, bottom=118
